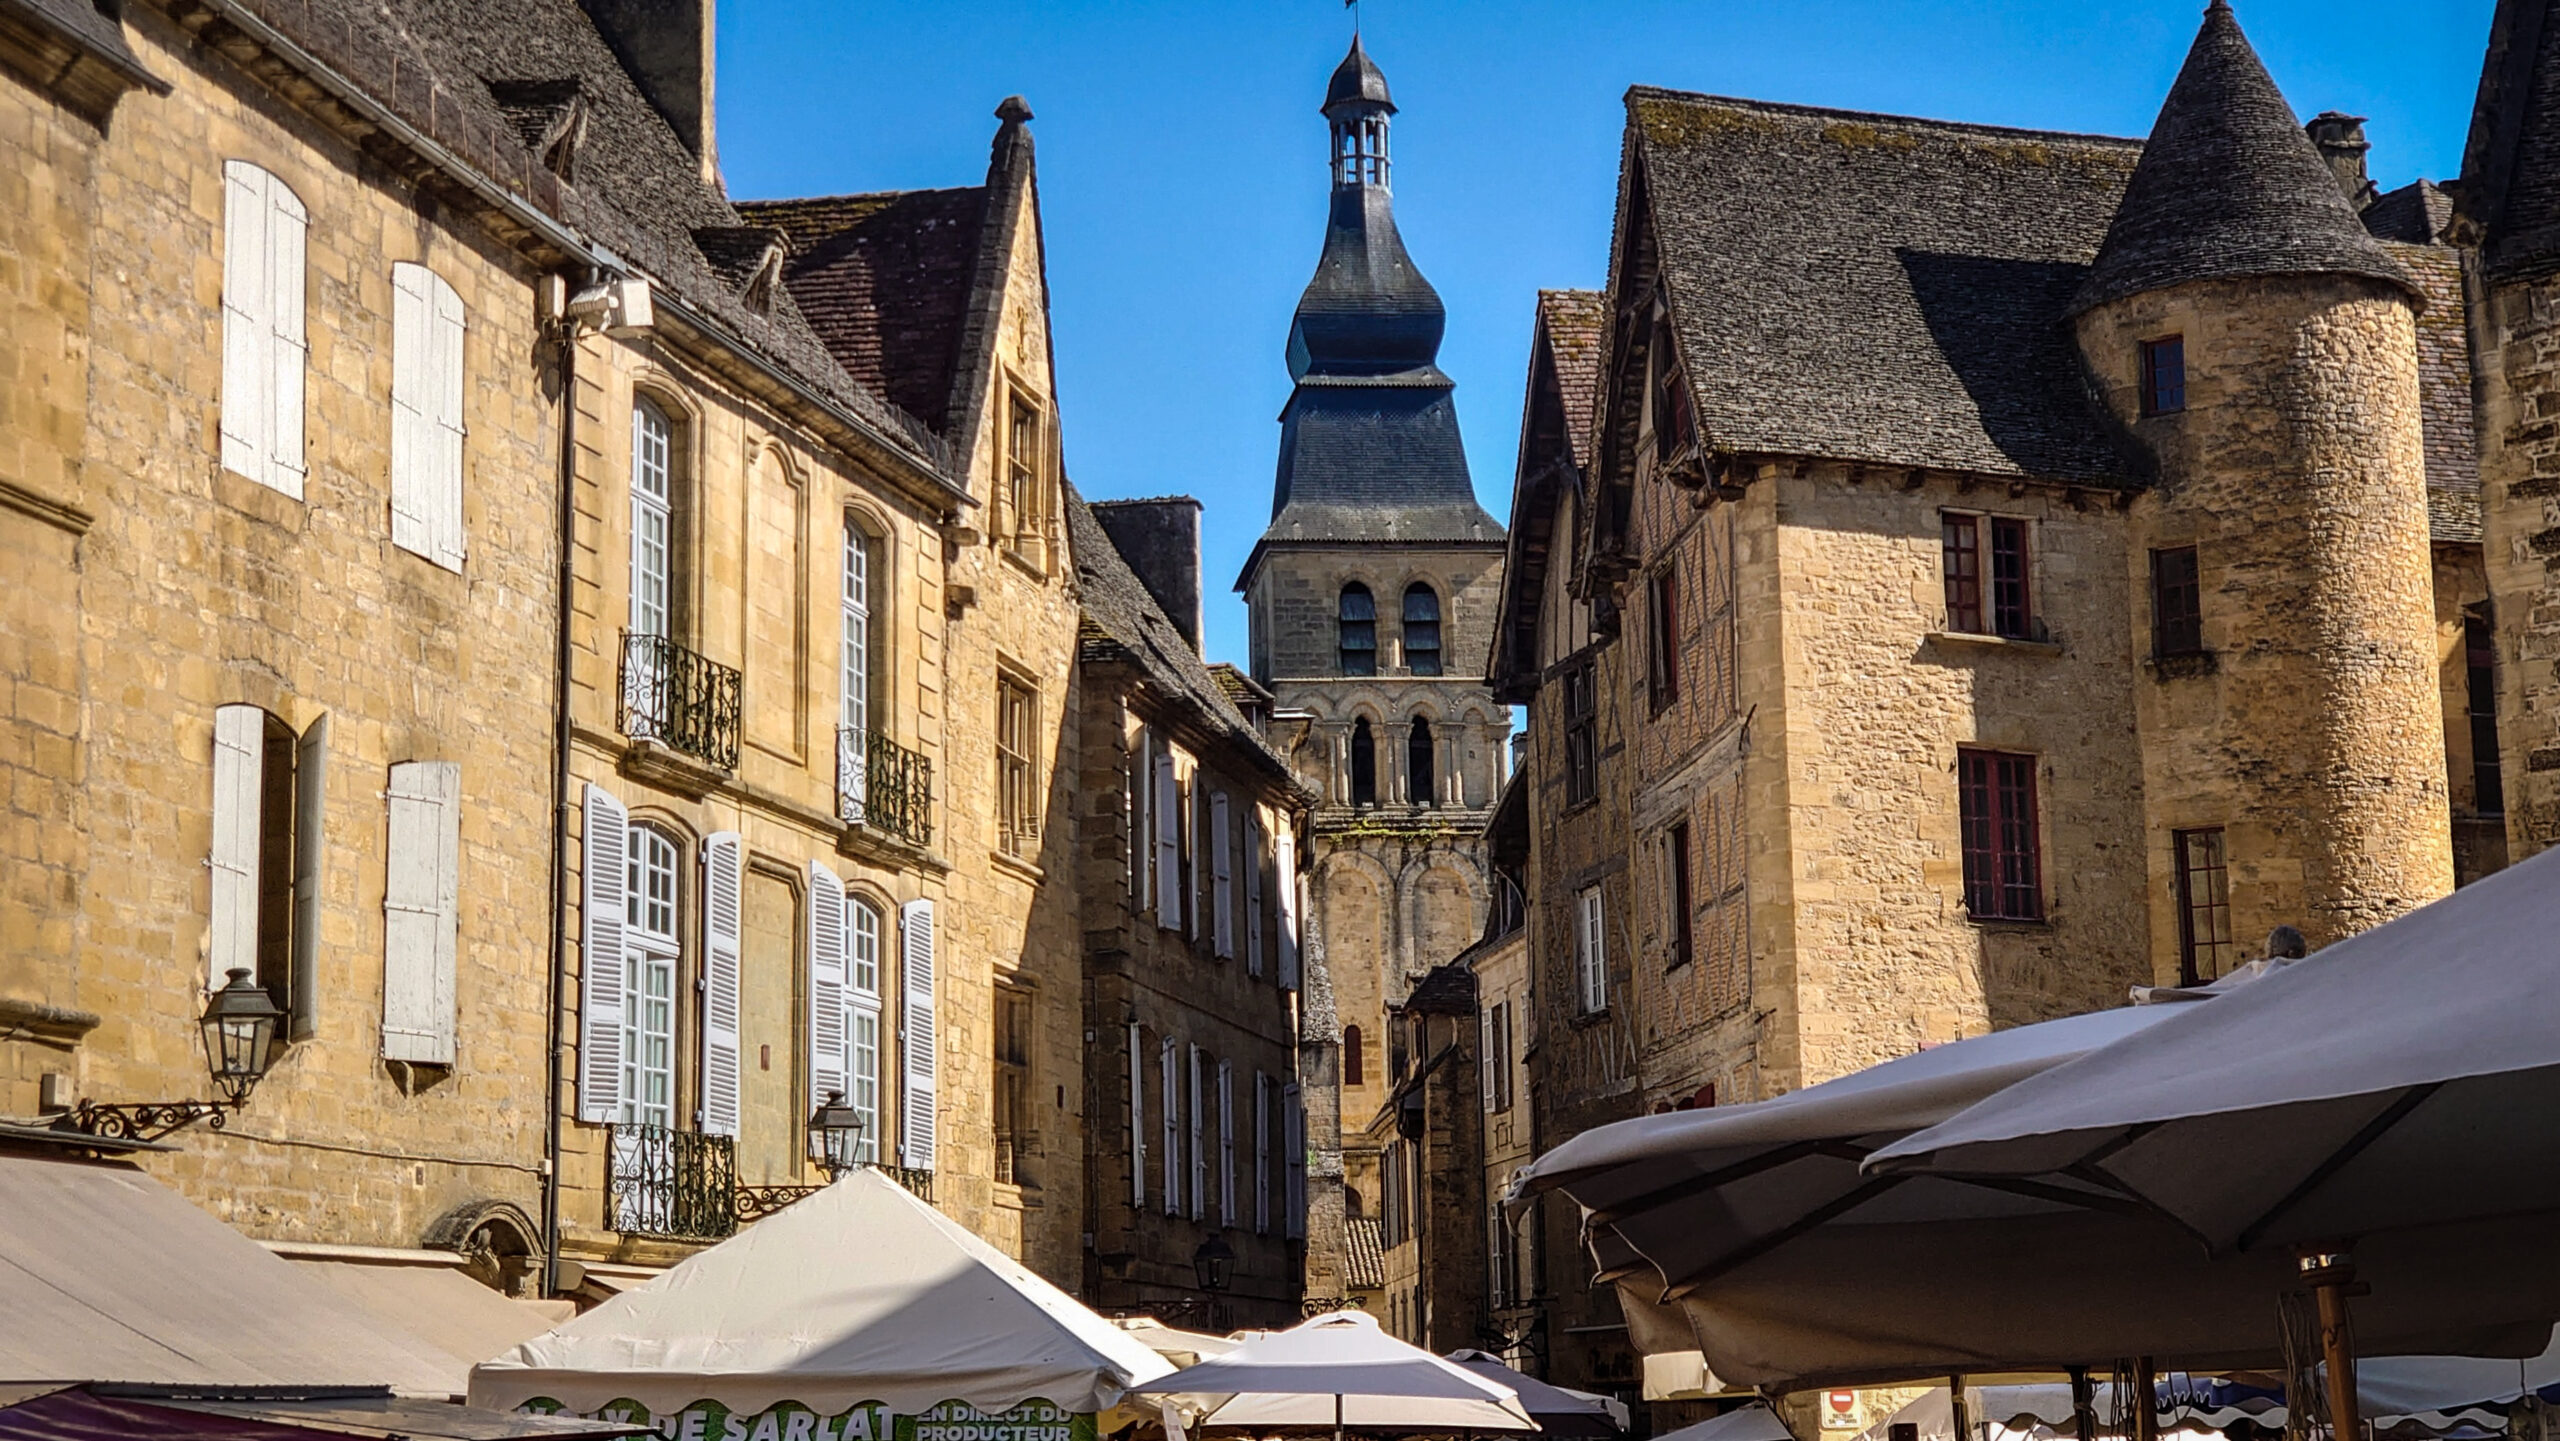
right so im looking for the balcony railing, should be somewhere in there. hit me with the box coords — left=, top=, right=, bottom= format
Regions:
left=839, top=726, right=934, bottom=848
left=620, top=631, right=742, bottom=772
left=606, top=1122, right=738, bottom=1242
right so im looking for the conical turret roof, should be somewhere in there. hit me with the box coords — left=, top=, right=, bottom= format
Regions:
left=1325, top=33, right=1395, bottom=115
left=2074, top=0, right=2414, bottom=313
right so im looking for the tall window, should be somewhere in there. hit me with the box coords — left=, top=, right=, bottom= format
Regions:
left=621, top=825, right=682, bottom=1128
left=842, top=522, right=876, bottom=734
left=845, top=897, right=883, bottom=1163
left=1343, top=1024, right=1365, bottom=1087
left=388, top=262, right=467, bottom=570
left=994, top=985, right=1032, bottom=1184
left=1563, top=665, right=1598, bottom=806
left=1943, top=514, right=2030, bottom=639
left=1651, top=312, right=1695, bottom=462
left=1665, top=822, right=1694, bottom=970
left=2140, top=335, right=2186, bottom=416
left=1005, top=387, right=1047, bottom=563
left=1351, top=718, right=1378, bottom=808
left=1481, top=1001, right=1512, bottom=1113
left=630, top=400, right=674, bottom=639
left=1339, top=584, right=1378, bottom=676
left=2152, top=546, right=2203, bottom=657
left=1402, top=584, right=1442, bottom=676
left=1408, top=716, right=1436, bottom=807
left=2468, top=610, right=2505, bottom=815
left=1575, top=885, right=1608, bottom=1014
left=210, top=705, right=327, bottom=1038
left=998, top=674, right=1039, bottom=858
left=1957, top=749, right=2042, bottom=921
left=1647, top=568, right=1682, bottom=711
left=2173, top=828, right=2234, bottom=986
left=220, top=161, right=309, bottom=498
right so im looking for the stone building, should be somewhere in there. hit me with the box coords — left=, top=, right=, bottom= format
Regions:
left=1068, top=492, right=1315, bottom=1331
left=1239, top=36, right=1509, bottom=1306
left=1487, top=0, right=2496, bottom=1401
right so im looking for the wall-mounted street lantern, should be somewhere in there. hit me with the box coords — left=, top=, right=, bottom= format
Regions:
left=1192, top=1234, right=1236, bottom=1295
left=808, top=1091, right=866, bottom=1181
left=63, top=968, right=285, bottom=1142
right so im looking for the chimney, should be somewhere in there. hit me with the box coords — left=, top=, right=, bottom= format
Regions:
left=1092, top=498, right=1205, bottom=655
left=582, top=0, right=716, bottom=182
left=2305, top=111, right=2378, bottom=211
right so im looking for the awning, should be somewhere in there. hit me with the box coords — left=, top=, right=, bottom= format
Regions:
left=289, top=1258, right=572, bottom=1398
left=0, top=1152, right=456, bottom=1394
left=0, top=1388, right=649, bottom=1441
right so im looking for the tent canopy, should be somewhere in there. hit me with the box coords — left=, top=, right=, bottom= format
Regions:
left=1651, top=1405, right=1794, bottom=1441
left=470, top=1170, right=1171, bottom=1416
left=1446, top=1350, right=1627, bottom=1435
left=1132, top=1312, right=1534, bottom=1432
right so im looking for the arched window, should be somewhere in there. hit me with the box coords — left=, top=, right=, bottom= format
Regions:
left=843, top=895, right=884, bottom=1164
left=629, top=399, right=674, bottom=640
left=1402, top=584, right=1442, bottom=676
left=621, top=824, right=683, bottom=1130
left=1351, top=718, right=1378, bottom=807
left=1339, top=584, right=1377, bottom=676
left=840, top=519, right=885, bottom=822
left=1344, top=1024, right=1365, bottom=1087
left=1408, top=716, right=1436, bottom=806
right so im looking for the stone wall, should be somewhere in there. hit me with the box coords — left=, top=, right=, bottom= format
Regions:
left=2472, top=268, right=2560, bottom=862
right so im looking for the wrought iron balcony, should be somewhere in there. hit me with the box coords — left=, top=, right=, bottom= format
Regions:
left=732, top=1164, right=933, bottom=1222
left=606, top=1122, right=738, bottom=1242
left=620, top=631, right=742, bottom=772
left=838, top=726, right=934, bottom=848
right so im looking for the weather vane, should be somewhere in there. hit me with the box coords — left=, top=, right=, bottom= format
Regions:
left=1346, top=0, right=1361, bottom=36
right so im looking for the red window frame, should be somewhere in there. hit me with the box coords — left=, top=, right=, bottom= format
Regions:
left=1958, top=749, right=2043, bottom=921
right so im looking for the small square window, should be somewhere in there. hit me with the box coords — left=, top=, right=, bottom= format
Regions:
left=2140, top=336, right=2186, bottom=417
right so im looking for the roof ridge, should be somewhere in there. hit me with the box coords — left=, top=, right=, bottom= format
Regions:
left=1626, top=85, right=2143, bottom=149
left=737, top=185, right=986, bottom=209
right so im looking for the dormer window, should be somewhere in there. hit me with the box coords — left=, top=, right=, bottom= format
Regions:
left=2140, top=336, right=2186, bottom=416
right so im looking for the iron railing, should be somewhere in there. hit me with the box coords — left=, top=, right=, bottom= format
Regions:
left=620, top=631, right=742, bottom=771
left=606, top=1122, right=738, bottom=1242
left=732, top=1163, right=934, bottom=1223
left=838, top=726, right=934, bottom=848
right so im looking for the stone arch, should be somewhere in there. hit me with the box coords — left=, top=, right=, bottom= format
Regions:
left=1398, top=855, right=1486, bottom=972
left=422, top=1198, right=541, bottom=1297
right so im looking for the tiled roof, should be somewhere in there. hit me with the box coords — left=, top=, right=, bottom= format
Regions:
left=1629, top=88, right=2142, bottom=484
left=2363, top=181, right=2457, bottom=244
left=2075, top=2, right=2415, bottom=313
left=2465, top=0, right=2560, bottom=278
left=2390, top=243, right=2484, bottom=544
left=1343, top=1217, right=1387, bottom=1291
left=1205, top=663, right=1273, bottom=710
left=739, top=189, right=993, bottom=435
left=1537, top=289, right=1606, bottom=474
left=1067, top=487, right=1300, bottom=789
left=8, top=0, right=160, bottom=86
left=1264, top=383, right=1503, bottom=548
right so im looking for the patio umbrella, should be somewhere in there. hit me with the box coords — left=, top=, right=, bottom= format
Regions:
left=1130, top=1311, right=1534, bottom=1438
left=1446, top=1350, right=1629, bottom=1436
left=1651, top=1405, right=1794, bottom=1441
left=1870, top=844, right=2560, bottom=1438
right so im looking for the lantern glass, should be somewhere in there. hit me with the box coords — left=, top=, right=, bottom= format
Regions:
left=1192, top=1235, right=1236, bottom=1293
left=808, top=1091, right=865, bottom=1178
left=199, top=967, right=283, bottom=1102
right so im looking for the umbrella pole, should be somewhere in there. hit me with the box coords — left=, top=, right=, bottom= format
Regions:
left=1336, top=1391, right=1345, bottom=1441
left=2133, top=1357, right=2158, bottom=1441
left=2068, top=1366, right=2095, bottom=1441
left=2302, top=1254, right=2365, bottom=1441
left=1950, top=1376, right=1971, bottom=1441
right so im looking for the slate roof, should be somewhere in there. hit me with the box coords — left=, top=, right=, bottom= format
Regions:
left=1629, top=88, right=2142, bottom=484
left=1289, top=187, right=1448, bottom=380
left=2364, top=180, right=2457, bottom=244
left=739, top=189, right=994, bottom=435
left=2391, top=242, right=2484, bottom=544
left=2075, top=1, right=2415, bottom=313
left=5, top=0, right=160, bottom=87
left=1538, top=289, right=1607, bottom=474
left=1068, top=487, right=1299, bottom=788
left=2465, top=0, right=2560, bottom=277
left=1325, top=34, right=1394, bottom=115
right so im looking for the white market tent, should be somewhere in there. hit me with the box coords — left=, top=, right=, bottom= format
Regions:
left=470, top=1170, right=1172, bottom=1417
left=1133, top=1311, right=1535, bottom=1433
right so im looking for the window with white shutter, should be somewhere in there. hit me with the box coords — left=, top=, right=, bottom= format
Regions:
left=1130, top=731, right=1151, bottom=907
left=381, top=760, right=460, bottom=1065
left=1275, top=824, right=1300, bottom=991
left=807, top=860, right=847, bottom=1156
left=219, top=161, right=307, bottom=498
left=288, top=715, right=329, bottom=1041
left=1576, top=886, right=1608, bottom=1014
left=1284, top=1081, right=1307, bottom=1240
left=1160, top=1037, right=1179, bottom=1215
left=1181, top=782, right=1199, bottom=939
left=1218, top=1059, right=1235, bottom=1225
left=576, top=784, right=630, bottom=1122
left=211, top=704, right=322, bottom=1030
left=1245, top=810, right=1264, bottom=978
left=847, top=896, right=882, bottom=1163
left=1188, top=1045, right=1206, bottom=1220
left=390, top=262, right=467, bottom=570
left=1253, top=1070, right=1271, bottom=1235
left=899, top=898, right=938, bottom=1168
left=699, top=833, right=744, bottom=1137
left=1152, top=754, right=1178, bottom=929
left=1480, top=1004, right=1498, bottom=1114
left=1128, top=1021, right=1146, bottom=1209
left=1211, top=792, right=1234, bottom=959
left=209, top=705, right=265, bottom=994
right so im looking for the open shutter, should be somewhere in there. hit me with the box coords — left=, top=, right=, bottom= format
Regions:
left=219, top=163, right=271, bottom=484
left=209, top=705, right=265, bottom=993
left=289, top=714, right=329, bottom=1039
left=1481, top=1005, right=1499, bottom=1113
left=428, top=271, right=467, bottom=568
left=381, top=760, right=460, bottom=1064
left=808, top=861, right=847, bottom=1130
left=577, top=784, right=630, bottom=1121
left=389, top=264, right=432, bottom=556
left=264, top=175, right=308, bottom=498
left=1129, top=730, right=1150, bottom=907
left=1245, top=811, right=1264, bottom=977
left=1128, top=1021, right=1146, bottom=1209
left=1254, top=1070, right=1271, bottom=1235
left=899, top=898, right=937, bottom=1168
left=1284, top=1082, right=1307, bottom=1239
left=1275, top=824, right=1300, bottom=991
left=1159, top=1038, right=1178, bottom=1214
left=1181, top=785, right=1199, bottom=939
left=1211, top=792, right=1234, bottom=959
left=700, top=832, right=745, bottom=1137
left=1218, top=1060, right=1235, bottom=1225
left=1188, top=1045, right=1205, bottom=1220
left=1152, top=754, right=1178, bottom=924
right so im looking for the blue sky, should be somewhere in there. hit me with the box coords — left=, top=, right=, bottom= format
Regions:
left=720, top=1, right=2494, bottom=667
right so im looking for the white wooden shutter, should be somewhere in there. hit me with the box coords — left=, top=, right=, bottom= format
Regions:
left=1245, top=810, right=1264, bottom=977
left=1253, top=1070, right=1271, bottom=1235
left=288, top=713, right=329, bottom=1040
left=1481, top=1005, right=1499, bottom=1113
left=1159, top=1038, right=1179, bottom=1214
left=1275, top=824, right=1300, bottom=991
left=1579, top=887, right=1607, bottom=1012
left=808, top=861, right=847, bottom=1126
left=700, top=832, right=745, bottom=1137
left=1128, top=1021, right=1146, bottom=1209
left=1284, top=1081, right=1307, bottom=1239
left=899, top=898, right=938, bottom=1168
left=390, top=264, right=466, bottom=570
left=1130, top=730, right=1149, bottom=906
left=264, top=173, right=308, bottom=498
left=1182, top=784, right=1199, bottom=939
left=1188, top=1044, right=1206, bottom=1220
left=209, top=705, right=264, bottom=992
left=1152, top=755, right=1178, bottom=926
left=1218, top=1059, right=1235, bottom=1225
left=220, top=163, right=272, bottom=485
left=1489, top=1198, right=1507, bottom=1308
left=577, top=783, right=629, bottom=1121
left=427, top=270, right=467, bottom=567
left=382, top=760, right=460, bottom=1064
left=1211, top=792, right=1234, bottom=959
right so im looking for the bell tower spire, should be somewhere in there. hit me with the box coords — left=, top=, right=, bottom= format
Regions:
left=1326, top=35, right=1394, bottom=191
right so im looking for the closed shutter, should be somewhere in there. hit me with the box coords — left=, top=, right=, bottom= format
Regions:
left=1283, top=1082, right=1306, bottom=1240
left=1245, top=810, right=1264, bottom=977
left=899, top=898, right=937, bottom=1168
left=1129, top=730, right=1149, bottom=906
left=1580, top=888, right=1608, bottom=1011
left=1152, top=755, right=1178, bottom=925
left=1481, top=1004, right=1498, bottom=1113
left=1275, top=824, right=1300, bottom=991
left=808, top=861, right=847, bottom=1125
left=1188, top=1044, right=1205, bottom=1220
left=577, top=784, right=630, bottom=1121
left=1218, top=1059, right=1234, bottom=1225
left=1253, top=1070, right=1271, bottom=1235
left=390, top=264, right=467, bottom=570
left=1211, top=792, right=1234, bottom=959
left=1489, top=1198, right=1506, bottom=1309
left=1159, top=1038, right=1178, bottom=1214
left=288, top=713, right=329, bottom=1040
left=1181, top=784, right=1199, bottom=939
left=209, top=705, right=265, bottom=992
left=381, top=760, right=460, bottom=1064
left=427, top=269, right=467, bottom=567
left=700, top=833, right=744, bottom=1137
left=263, top=174, right=308, bottom=498
left=1128, top=1021, right=1146, bottom=1209
left=219, top=163, right=271, bottom=485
